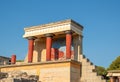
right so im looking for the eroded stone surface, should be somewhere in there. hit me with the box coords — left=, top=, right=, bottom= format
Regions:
left=0, top=71, right=38, bottom=82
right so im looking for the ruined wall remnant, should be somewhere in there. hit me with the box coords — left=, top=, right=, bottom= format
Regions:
left=0, top=71, right=38, bottom=82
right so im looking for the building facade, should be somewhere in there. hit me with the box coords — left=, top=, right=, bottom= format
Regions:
left=0, top=56, right=11, bottom=65
left=0, top=19, right=106, bottom=82
left=107, top=70, right=120, bottom=82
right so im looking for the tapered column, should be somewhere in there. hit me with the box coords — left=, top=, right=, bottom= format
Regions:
left=45, top=33, right=54, bottom=61
left=65, top=30, right=72, bottom=59
left=118, top=77, right=120, bottom=82
left=11, top=55, right=16, bottom=64
left=27, top=36, right=36, bottom=63
left=110, top=77, right=115, bottom=82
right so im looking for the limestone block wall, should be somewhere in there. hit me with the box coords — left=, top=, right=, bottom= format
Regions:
left=71, top=64, right=81, bottom=82
left=40, top=67, right=70, bottom=82
left=0, top=60, right=81, bottom=82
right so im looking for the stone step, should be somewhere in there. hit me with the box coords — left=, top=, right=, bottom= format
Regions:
left=81, top=68, right=94, bottom=73
left=79, top=58, right=87, bottom=62
left=79, top=55, right=94, bottom=66
left=79, top=54, right=106, bottom=82
left=81, top=76, right=105, bottom=82
left=79, top=54, right=86, bottom=59
left=81, top=73, right=97, bottom=77
left=80, top=78, right=104, bottom=82
left=82, top=60, right=93, bottom=65
left=79, top=55, right=86, bottom=61
left=81, top=62, right=96, bottom=71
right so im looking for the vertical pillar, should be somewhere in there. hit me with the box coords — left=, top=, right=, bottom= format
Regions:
left=11, top=55, right=16, bottom=64
left=3, top=61, right=6, bottom=65
left=110, top=77, right=115, bottom=82
left=79, top=35, right=83, bottom=54
left=45, top=33, right=54, bottom=61
left=27, top=36, right=36, bottom=63
left=65, top=30, right=72, bottom=59
left=118, top=77, right=120, bottom=82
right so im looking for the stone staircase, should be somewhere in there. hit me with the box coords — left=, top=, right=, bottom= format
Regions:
left=79, top=54, right=106, bottom=82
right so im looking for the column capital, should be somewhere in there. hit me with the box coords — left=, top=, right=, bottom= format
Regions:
left=45, top=33, right=54, bottom=37
left=65, top=30, right=73, bottom=34
left=26, top=36, right=37, bottom=40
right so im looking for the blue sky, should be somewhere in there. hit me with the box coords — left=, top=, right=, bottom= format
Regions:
left=0, top=0, right=120, bottom=68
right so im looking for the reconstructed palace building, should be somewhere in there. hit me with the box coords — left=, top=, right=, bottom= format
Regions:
left=0, top=56, right=11, bottom=65
left=0, top=19, right=106, bottom=82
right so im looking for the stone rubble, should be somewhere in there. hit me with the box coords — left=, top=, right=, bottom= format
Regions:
left=0, top=71, right=38, bottom=82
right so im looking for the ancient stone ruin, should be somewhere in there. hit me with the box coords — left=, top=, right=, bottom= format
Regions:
left=0, top=71, right=38, bottom=82
left=0, top=19, right=106, bottom=82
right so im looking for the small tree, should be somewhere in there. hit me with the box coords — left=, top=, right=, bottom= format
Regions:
left=96, top=66, right=109, bottom=80
left=96, top=66, right=107, bottom=76
left=107, top=56, right=120, bottom=70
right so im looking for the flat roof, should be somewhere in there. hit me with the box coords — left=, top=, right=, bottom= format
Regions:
left=0, top=56, right=10, bottom=59
left=24, top=19, right=83, bottom=30
left=23, top=19, right=83, bottom=38
left=108, top=70, right=120, bottom=73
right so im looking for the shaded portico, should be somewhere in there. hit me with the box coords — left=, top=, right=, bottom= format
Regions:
left=0, top=19, right=107, bottom=82
left=23, top=19, right=83, bottom=63
left=107, top=70, right=120, bottom=82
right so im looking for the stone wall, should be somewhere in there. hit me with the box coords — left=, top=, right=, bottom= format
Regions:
left=0, top=60, right=81, bottom=82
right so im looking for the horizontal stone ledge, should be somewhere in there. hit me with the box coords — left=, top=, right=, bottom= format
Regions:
left=0, top=59, right=81, bottom=68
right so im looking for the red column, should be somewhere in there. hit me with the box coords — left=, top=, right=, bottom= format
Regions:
left=45, top=33, right=54, bottom=61
left=46, top=36, right=52, bottom=61
left=27, top=36, right=36, bottom=63
left=65, top=31, right=72, bottom=59
left=110, top=77, right=115, bottom=82
left=11, top=55, right=16, bottom=64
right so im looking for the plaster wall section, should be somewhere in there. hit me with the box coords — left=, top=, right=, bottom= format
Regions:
left=34, top=38, right=46, bottom=62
